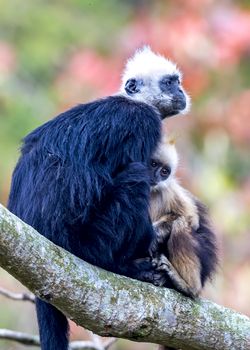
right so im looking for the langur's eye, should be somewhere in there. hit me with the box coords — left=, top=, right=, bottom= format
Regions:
left=165, top=79, right=171, bottom=85
left=151, top=160, right=158, bottom=168
left=160, top=166, right=171, bottom=177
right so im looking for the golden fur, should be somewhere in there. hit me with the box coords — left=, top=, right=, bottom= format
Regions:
left=150, top=138, right=213, bottom=298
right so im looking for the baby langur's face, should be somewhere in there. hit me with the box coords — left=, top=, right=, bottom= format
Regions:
left=149, top=159, right=171, bottom=186
left=149, top=138, right=178, bottom=190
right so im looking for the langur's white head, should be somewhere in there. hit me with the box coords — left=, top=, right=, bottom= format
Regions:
left=149, top=136, right=179, bottom=191
left=120, top=46, right=191, bottom=119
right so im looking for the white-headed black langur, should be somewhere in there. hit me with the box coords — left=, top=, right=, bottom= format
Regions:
left=149, top=138, right=218, bottom=299
left=8, top=47, right=190, bottom=350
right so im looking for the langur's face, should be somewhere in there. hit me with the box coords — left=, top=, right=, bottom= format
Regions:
left=124, top=73, right=190, bottom=119
left=149, top=159, right=171, bottom=186
left=121, top=47, right=191, bottom=119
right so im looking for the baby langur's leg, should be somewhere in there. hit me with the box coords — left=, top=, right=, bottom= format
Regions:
left=151, top=215, right=202, bottom=298
left=150, top=215, right=199, bottom=297
left=167, top=217, right=202, bottom=297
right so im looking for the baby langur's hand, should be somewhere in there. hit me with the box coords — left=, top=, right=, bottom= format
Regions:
left=133, top=257, right=172, bottom=287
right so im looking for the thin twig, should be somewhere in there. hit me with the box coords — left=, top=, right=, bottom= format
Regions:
left=0, top=287, right=35, bottom=303
left=0, top=329, right=40, bottom=346
left=0, top=329, right=116, bottom=349
left=70, top=340, right=105, bottom=350
left=85, top=331, right=117, bottom=350
left=89, top=331, right=103, bottom=347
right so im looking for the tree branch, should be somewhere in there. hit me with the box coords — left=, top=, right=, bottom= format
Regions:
left=0, top=286, right=35, bottom=303
left=0, top=329, right=40, bottom=346
left=0, top=203, right=250, bottom=350
left=0, top=329, right=116, bottom=349
left=0, top=289, right=116, bottom=349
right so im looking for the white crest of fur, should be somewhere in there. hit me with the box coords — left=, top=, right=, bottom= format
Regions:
left=121, top=46, right=181, bottom=88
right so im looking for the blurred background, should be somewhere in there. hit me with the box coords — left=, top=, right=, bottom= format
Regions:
left=0, top=0, right=249, bottom=349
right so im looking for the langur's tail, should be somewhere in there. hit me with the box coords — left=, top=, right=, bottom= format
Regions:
left=36, top=298, right=69, bottom=350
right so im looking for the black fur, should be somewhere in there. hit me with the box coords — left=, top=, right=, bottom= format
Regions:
left=8, top=95, right=162, bottom=350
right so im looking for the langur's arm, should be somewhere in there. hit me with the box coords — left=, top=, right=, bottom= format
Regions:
left=151, top=180, right=199, bottom=248
left=151, top=183, right=203, bottom=297
left=153, top=213, right=176, bottom=242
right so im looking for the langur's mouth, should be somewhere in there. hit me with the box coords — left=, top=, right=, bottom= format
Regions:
left=172, top=97, right=186, bottom=110
left=155, top=98, right=187, bottom=119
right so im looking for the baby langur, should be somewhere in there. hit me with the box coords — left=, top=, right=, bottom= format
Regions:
left=149, top=138, right=217, bottom=298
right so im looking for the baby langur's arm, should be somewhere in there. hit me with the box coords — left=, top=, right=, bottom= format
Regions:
left=152, top=213, right=177, bottom=243
left=151, top=180, right=199, bottom=248
left=152, top=180, right=200, bottom=244
left=167, top=216, right=202, bottom=297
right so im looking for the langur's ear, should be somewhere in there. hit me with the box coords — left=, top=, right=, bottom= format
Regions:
left=125, top=78, right=143, bottom=95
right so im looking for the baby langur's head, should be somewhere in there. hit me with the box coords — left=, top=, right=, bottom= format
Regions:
left=121, top=46, right=190, bottom=119
left=149, top=137, right=178, bottom=190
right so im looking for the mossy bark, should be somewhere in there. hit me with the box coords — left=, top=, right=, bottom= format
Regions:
left=0, top=203, right=250, bottom=350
